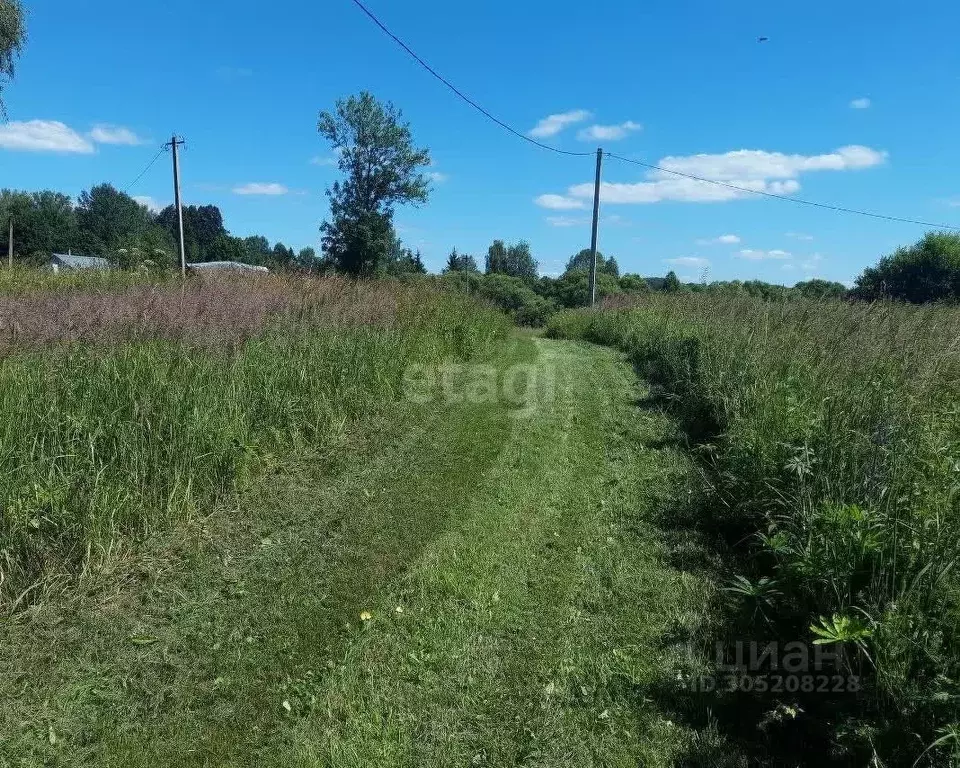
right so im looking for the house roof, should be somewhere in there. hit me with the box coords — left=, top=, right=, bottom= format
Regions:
left=51, top=254, right=111, bottom=269
left=187, top=261, right=269, bottom=273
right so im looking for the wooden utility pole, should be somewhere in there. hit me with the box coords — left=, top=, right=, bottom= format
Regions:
left=588, top=147, right=603, bottom=307
left=7, top=218, right=12, bottom=269
left=166, top=135, right=187, bottom=277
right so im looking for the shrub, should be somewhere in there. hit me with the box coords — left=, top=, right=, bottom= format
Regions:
left=853, top=231, right=960, bottom=303
left=548, top=295, right=960, bottom=765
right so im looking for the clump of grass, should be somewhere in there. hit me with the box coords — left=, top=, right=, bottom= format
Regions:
left=548, top=295, right=960, bottom=766
left=0, top=275, right=508, bottom=607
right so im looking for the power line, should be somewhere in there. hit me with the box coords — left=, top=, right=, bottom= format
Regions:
left=123, top=146, right=167, bottom=194
left=605, top=152, right=960, bottom=231
left=350, top=0, right=958, bottom=232
left=348, top=0, right=593, bottom=157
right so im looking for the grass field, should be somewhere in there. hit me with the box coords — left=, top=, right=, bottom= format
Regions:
left=0, top=285, right=722, bottom=765
left=0, top=274, right=508, bottom=606
left=549, top=294, right=960, bottom=766
left=5, top=271, right=958, bottom=766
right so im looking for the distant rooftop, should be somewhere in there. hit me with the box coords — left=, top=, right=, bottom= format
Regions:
left=50, top=254, right=111, bottom=270
left=187, top=261, right=269, bottom=274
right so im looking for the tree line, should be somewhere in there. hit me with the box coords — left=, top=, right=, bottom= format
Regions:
left=436, top=241, right=851, bottom=324
left=0, top=184, right=321, bottom=271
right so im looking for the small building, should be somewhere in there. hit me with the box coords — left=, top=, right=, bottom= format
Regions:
left=187, top=261, right=269, bottom=274
left=49, top=253, right=111, bottom=273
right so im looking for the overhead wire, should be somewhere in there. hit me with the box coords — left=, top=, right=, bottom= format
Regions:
left=348, top=0, right=593, bottom=157
left=604, top=152, right=960, bottom=231
left=123, top=146, right=167, bottom=194
left=351, top=0, right=958, bottom=231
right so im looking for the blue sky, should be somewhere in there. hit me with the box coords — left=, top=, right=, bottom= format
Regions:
left=2, top=0, right=958, bottom=283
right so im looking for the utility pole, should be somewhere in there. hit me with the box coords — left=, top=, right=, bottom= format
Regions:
left=7, top=218, right=12, bottom=269
left=588, top=147, right=603, bottom=307
left=166, top=135, right=187, bottom=277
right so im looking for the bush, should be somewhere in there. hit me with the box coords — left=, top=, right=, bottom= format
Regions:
left=853, top=231, right=960, bottom=303
left=440, top=271, right=555, bottom=326
left=548, top=295, right=960, bottom=765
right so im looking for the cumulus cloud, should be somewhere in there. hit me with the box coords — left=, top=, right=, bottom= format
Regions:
left=133, top=196, right=164, bottom=213
left=528, top=109, right=591, bottom=138
left=697, top=234, right=740, bottom=245
left=737, top=249, right=791, bottom=260
left=850, top=97, right=871, bottom=109
left=542, top=144, right=886, bottom=205
left=233, top=182, right=289, bottom=196
left=567, top=177, right=801, bottom=204
left=89, top=124, right=147, bottom=146
left=310, top=155, right=337, bottom=166
left=654, top=145, right=886, bottom=181
left=665, top=256, right=710, bottom=268
left=535, top=193, right=586, bottom=210
left=427, top=171, right=448, bottom=183
left=0, top=120, right=95, bottom=153
left=577, top=120, right=642, bottom=141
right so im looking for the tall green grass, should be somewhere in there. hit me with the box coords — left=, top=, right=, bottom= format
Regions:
left=548, top=295, right=960, bottom=766
left=0, top=275, right=508, bottom=606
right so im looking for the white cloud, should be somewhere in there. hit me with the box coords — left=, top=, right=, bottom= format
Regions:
left=568, top=177, right=801, bottom=204
left=89, top=124, right=146, bottom=146
left=528, top=109, right=591, bottom=138
left=697, top=234, right=741, bottom=245
left=232, top=182, right=289, bottom=196
left=310, top=155, right=337, bottom=166
left=0, top=120, right=95, bottom=153
left=133, top=196, right=164, bottom=213
left=654, top=145, right=886, bottom=181
left=546, top=215, right=588, bottom=227
left=577, top=120, right=642, bottom=142
left=786, top=231, right=814, bottom=241
left=850, top=97, right=871, bottom=109
left=665, top=256, right=710, bottom=268
left=427, top=171, right=448, bottom=183
left=535, top=193, right=586, bottom=210
left=549, top=144, right=886, bottom=205
left=947, top=199, right=960, bottom=208
left=738, top=248, right=792, bottom=260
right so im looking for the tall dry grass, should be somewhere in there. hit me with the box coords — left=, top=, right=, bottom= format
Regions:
left=548, top=295, right=960, bottom=766
left=0, top=273, right=508, bottom=608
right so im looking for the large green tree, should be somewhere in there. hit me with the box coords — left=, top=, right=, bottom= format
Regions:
left=662, top=270, right=683, bottom=293
left=564, top=248, right=620, bottom=278
left=0, top=0, right=25, bottom=117
left=156, top=204, right=227, bottom=263
left=76, top=184, right=154, bottom=253
left=485, top=239, right=538, bottom=282
left=852, top=232, right=960, bottom=303
left=444, top=247, right=479, bottom=273
left=0, top=189, right=76, bottom=262
left=318, top=92, right=431, bottom=275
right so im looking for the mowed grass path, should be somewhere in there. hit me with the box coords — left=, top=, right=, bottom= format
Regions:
left=2, top=336, right=719, bottom=767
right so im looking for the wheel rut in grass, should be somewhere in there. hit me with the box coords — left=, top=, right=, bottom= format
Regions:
left=1, top=335, right=722, bottom=767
